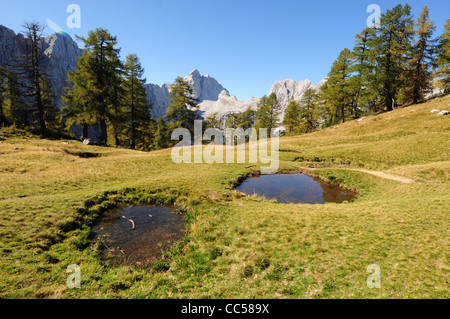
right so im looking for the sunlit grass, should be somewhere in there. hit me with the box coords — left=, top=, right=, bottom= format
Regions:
left=0, top=95, right=449, bottom=298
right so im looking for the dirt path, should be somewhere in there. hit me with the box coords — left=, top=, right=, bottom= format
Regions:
left=347, top=168, right=417, bottom=184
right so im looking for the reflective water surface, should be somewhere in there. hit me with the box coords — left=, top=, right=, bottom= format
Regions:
left=91, top=206, right=185, bottom=267
left=236, top=173, right=357, bottom=204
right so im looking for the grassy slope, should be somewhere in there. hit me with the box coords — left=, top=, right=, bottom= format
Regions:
left=0, top=95, right=449, bottom=298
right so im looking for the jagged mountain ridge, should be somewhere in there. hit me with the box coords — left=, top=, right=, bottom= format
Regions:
left=148, top=69, right=326, bottom=126
left=0, top=26, right=325, bottom=137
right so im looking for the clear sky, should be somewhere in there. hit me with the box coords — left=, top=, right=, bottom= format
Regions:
left=1, top=0, right=449, bottom=100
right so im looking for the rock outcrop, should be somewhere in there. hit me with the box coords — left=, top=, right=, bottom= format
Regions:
left=0, top=25, right=82, bottom=109
left=269, top=78, right=326, bottom=123
left=41, top=33, right=82, bottom=108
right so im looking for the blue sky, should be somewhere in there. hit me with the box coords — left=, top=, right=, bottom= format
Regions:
left=1, top=0, right=449, bottom=100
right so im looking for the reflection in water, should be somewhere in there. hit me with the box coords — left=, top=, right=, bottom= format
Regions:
left=236, top=173, right=357, bottom=204
left=91, top=206, right=185, bottom=267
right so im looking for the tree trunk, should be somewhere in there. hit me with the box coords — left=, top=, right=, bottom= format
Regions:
left=99, top=118, right=107, bottom=145
left=81, top=123, right=88, bottom=141
left=340, top=104, right=345, bottom=123
left=31, top=28, right=47, bottom=135
left=114, top=134, right=120, bottom=147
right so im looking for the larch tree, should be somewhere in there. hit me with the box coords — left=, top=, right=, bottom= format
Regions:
left=1, top=70, right=25, bottom=127
left=66, top=28, right=123, bottom=144
left=369, top=4, right=414, bottom=111
left=434, top=19, right=450, bottom=93
left=153, top=117, right=168, bottom=150
left=321, top=48, right=353, bottom=124
left=350, top=27, right=379, bottom=116
left=122, top=53, right=152, bottom=150
left=299, top=88, right=319, bottom=133
left=283, top=99, right=302, bottom=136
left=236, top=107, right=255, bottom=130
left=62, top=47, right=98, bottom=140
left=405, top=5, right=437, bottom=104
left=165, top=76, right=199, bottom=137
left=14, top=22, right=57, bottom=135
left=0, top=66, right=7, bottom=126
left=255, top=93, right=282, bottom=135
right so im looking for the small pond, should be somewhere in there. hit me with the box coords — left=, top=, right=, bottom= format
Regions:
left=91, top=205, right=185, bottom=268
left=236, top=173, right=357, bottom=204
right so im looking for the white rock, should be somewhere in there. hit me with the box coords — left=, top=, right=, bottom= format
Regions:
left=431, top=109, right=440, bottom=113
left=184, top=69, right=229, bottom=103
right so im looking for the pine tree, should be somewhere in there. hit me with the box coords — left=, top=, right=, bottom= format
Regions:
left=435, top=19, right=450, bottom=93
left=369, top=4, right=414, bottom=111
left=404, top=5, right=437, bottom=104
left=165, top=76, right=199, bottom=136
left=321, top=48, right=353, bottom=124
left=283, top=99, right=302, bottom=135
left=122, top=53, right=152, bottom=149
left=153, top=117, right=168, bottom=150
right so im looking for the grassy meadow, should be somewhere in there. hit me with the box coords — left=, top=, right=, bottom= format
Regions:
left=0, top=95, right=449, bottom=298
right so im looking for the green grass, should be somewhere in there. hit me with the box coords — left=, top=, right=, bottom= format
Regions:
left=0, top=95, right=449, bottom=298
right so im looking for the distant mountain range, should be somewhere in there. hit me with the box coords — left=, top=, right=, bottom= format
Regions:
left=0, top=25, right=325, bottom=137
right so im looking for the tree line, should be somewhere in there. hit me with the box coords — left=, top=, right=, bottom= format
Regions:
left=0, top=22, right=60, bottom=135
left=1, top=4, right=449, bottom=146
left=205, top=5, right=449, bottom=138
left=0, top=24, right=200, bottom=150
left=281, top=4, right=450, bottom=136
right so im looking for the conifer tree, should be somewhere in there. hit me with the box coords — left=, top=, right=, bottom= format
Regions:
left=369, top=4, right=414, bottom=111
left=1, top=70, right=26, bottom=127
left=14, top=22, right=58, bottom=135
left=350, top=28, right=379, bottom=116
left=283, top=99, right=302, bottom=135
left=255, top=93, right=281, bottom=134
left=122, top=53, right=152, bottom=149
left=321, top=48, right=353, bottom=124
left=435, top=19, right=450, bottom=93
left=226, top=113, right=239, bottom=129
left=62, top=50, right=98, bottom=140
left=299, top=88, right=319, bottom=133
left=165, top=76, right=199, bottom=136
left=236, top=107, right=255, bottom=130
left=153, top=117, right=168, bottom=150
left=0, top=66, right=7, bottom=126
left=405, top=5, right=437, bottom=104
left=204, top=112, right=221, bottom=130
left=63, top=28, right=123, bottom=144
